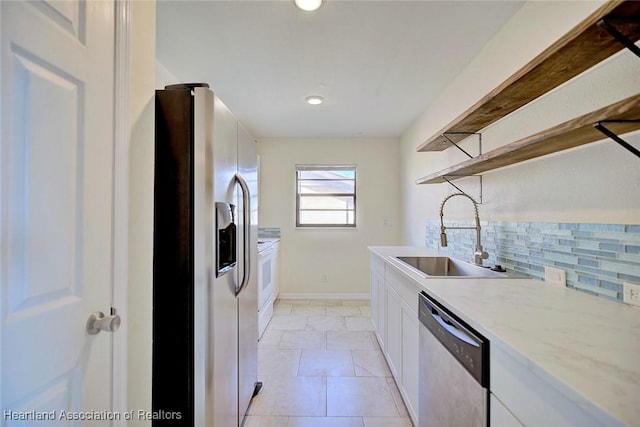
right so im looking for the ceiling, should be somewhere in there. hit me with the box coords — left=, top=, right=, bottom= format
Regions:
left=156, top=1, right=525, bottom=139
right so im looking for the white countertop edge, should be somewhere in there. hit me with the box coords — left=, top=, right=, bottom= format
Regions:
left=369, top=246, right=639, bottom=427
left=257, top=237, right=280, bottom=253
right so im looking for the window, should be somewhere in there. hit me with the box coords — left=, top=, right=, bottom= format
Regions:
left=296, top=165, right=356, bottom=227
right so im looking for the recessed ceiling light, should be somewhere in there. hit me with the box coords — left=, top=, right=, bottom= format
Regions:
left=305, top=95, right=324, bottom=105
left=294, top=0, right=323, bottom=12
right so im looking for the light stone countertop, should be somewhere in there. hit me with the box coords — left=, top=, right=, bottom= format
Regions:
left=369, top=246, right=640, bottom=427
left=257, top=237, right=280, bottom=253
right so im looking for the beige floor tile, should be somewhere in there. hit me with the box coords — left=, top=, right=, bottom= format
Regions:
left=326, top=306, right=364, bottom=317
left=258, top=348, right=301, bottom=376
left=298, top=350, right=355, bottom=377
left=352, top=350, right=391, bottom=377
left=257, top=299, right=408, bottom=424
left=341, top=300, right=370, bottom=306
left=249, top=376, right=326, bottom=417
left=280, top=299, right=311, bottom=305
left=243, top=415, right=290, bottom=427
left=363, top=417, right=414, bottom=427
left=327, top=331, right=377, bottom=351
left=327, top=377, right=401, bottom=417
left=293, top=305, right=326, bottom=316
left=259, top=329, right=284, bottom=348
left=274, top=304, right=293, bottom=316
left=269, top=315, right=308, bottom=331
left=288, top=416, right=364, bottom=427
left=280, top=330, right=326, bottom=350
left=309, top=299, right=343, bottom=306
left=386, top=377, right=409, bottom=417
left=345, top=317, right=374, bottom=332
left=306, top=315, right=347, bottom=332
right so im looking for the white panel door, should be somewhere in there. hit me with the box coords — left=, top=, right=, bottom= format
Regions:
left=1, top=0, right=116, bottom=421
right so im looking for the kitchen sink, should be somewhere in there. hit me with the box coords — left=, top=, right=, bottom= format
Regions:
left=394, top=256, right=510, bottom=278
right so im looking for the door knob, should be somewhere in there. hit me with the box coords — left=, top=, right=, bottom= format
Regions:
left=87, top=309, right=121, bottom=335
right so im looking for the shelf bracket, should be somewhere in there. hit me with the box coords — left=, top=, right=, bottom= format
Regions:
left=593, top=121, right=640, bottom=158
left=443, top=175, right=483, bottom=204
left=597, top=18, right=640, bottom=59
left=442, top=132, right=482, bottom=159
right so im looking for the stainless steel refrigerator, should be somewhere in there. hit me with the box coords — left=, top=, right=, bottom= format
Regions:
left=153, top=83, right=260, bottom=426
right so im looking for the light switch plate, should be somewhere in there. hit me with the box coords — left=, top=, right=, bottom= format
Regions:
left=544, top=266, right=566, bottom=287
left=623, top=282, right=640, bottom=307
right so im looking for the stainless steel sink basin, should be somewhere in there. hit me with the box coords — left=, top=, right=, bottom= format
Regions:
left=394, top=256, right=509, bottom=278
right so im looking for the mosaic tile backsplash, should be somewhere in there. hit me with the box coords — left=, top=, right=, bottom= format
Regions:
left=425, top=220, right=640, bottom=302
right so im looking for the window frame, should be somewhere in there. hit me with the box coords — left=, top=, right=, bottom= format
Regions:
left=295, top=164, right=357, bottom=228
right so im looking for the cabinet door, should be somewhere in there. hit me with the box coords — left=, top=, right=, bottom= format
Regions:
left=371, top=272, right=384, bottom=327
left=491, top=394, right=523, bottom=427
left=377, top=273, right=386, bottom=348
left=492, top=344, right=605, bottom=427
left=371, top=270, right=379, bottom=330
left=401, top=303, right=419, bottom=422
left=385, top=286, right=402, bottom=379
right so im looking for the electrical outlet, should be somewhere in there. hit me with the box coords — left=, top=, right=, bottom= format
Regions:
left=623, top=282, right=640, bottom=307
left=544, top=266, right=566, bottom=287
left=321, top=274, right=328, bottom=283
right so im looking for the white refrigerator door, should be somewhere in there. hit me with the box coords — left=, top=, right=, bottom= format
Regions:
left=237, top=122, right=259, bottom=423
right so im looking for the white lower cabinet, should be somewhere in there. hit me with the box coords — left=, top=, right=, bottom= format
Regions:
left=372, top=252, right=616, bottom=427
left=400, top=301, right=419, bottom=419
left=491, top=342, right=609, bottom=427
left=371, top=255, right=419, bottom=425
left=385, top=287, right=403, bottom=379
left=370, top=255, right=386, bottom=348
left=491, top=394, right=523, bottom=427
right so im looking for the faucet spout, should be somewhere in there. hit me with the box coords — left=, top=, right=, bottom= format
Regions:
left=439, top=193, right=489, bottom=266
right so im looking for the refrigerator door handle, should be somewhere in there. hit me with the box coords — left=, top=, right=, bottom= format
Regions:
left=234, top=173, right=251, bottom=296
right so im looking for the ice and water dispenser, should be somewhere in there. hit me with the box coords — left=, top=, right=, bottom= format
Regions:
left=215, top=202, right=237, bottom=277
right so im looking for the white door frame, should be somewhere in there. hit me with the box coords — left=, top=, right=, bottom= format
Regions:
left=0, top=0, right=4, bottom=414
left=112, top=0, right=131, bottom=423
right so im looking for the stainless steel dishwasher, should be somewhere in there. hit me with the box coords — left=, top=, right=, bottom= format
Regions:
left=418, top=291, right=489, bottom=427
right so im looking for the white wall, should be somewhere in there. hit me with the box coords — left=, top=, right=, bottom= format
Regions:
left=258, top=138, right=401, bottom=297
left=401, top=0, right=640, bottom=246
left=128, top=1, right=156, bottom=423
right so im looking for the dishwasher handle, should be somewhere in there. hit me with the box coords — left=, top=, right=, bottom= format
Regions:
left=429, top=306, right=480, bottom=348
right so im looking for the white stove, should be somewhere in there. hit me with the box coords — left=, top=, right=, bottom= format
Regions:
left=257, top=239, right=278, bottom=338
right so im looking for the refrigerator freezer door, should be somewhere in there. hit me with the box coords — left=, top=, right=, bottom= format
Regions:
left=193, top=86, right=214, bottom=427
left=153, top=84, right=214, bottom=427
left=211, top=95, right=241, bottom=427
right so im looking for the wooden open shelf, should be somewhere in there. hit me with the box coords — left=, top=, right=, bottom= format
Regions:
left=416, top=94, right=640, bottom=184
left=416, top=0, right=640, bottom=153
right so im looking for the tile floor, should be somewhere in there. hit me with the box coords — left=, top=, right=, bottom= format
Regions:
left=245, top=299, right=414, bottom=427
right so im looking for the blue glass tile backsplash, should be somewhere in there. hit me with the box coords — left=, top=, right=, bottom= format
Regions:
left=258, top=227, right=281, bottom=238
left=425, top=220, right=640, bottom=302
